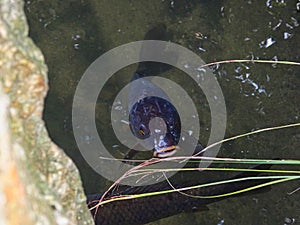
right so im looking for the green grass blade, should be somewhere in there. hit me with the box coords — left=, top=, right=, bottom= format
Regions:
left=200, top=59, right=300, bottom=68
left=92, top=175, right=300, bottom=208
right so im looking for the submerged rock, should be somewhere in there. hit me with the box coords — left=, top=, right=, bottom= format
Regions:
left=0, top=0, right=93, bottom=224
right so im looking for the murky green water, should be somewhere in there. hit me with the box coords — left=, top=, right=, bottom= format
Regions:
left=25, top=0, right=299, bottom=224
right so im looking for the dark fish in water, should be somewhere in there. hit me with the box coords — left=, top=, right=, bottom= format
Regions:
left=88, top=24, right=274, bottom=225
left=129, top=96, right=181, bottom=157
left=87, top=164, right=273, bottom=225
left=128, top=23, right=181, bottom=158
left=127, top=23, right=203, bottom=158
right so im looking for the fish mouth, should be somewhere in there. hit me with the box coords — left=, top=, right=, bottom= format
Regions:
left=153, top=145, right=179, bottom=158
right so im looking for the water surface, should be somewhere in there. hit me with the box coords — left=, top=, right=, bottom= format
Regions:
left=25, top=1, right=299, bottom=224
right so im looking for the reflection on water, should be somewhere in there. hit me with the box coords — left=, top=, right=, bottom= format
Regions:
left=25, top=1, right=299, bottom=225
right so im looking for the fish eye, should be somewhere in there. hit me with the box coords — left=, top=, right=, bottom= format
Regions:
left=138, top=129, right=145, bottom=136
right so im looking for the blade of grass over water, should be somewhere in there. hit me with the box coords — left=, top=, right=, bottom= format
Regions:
left=124, top=167, right=300, bottom=179
left=199, top=59, right=300, bottom=68
left=95, top=122, right=299, bottom=205
left=193, top=123, right=300, bottom=157
left=164, top=177, right=298, bottom=199
left=99, top=156, right=300, bottom=166
left=93, top=60, right=300, bottom=211
left=184, top=157, right=300, bottom=165
left=90, top=175, right=300, bottom=209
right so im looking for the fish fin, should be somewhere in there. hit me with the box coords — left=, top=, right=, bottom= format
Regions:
left=135, top=62, right=174, bottom=78
left=143, top=23, right=168, bottom=41
left=134, top=23, right=176, bottom=79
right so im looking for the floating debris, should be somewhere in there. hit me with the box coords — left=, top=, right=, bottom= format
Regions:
left=198, top=46, right=206, bottom=52
left=272, top=19, right=282, bottom=30
left=283, top=32, right=292, bottom=39
left=259, top=37, right=276, bottom=48
left=73, top=43, right=80, bottom=50
left=284, top=217, right=296, bottom=224
left=217, top=219, right=225, bottom=225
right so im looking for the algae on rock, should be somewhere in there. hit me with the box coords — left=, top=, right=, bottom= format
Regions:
left=0, top=0, right=93, bottom=224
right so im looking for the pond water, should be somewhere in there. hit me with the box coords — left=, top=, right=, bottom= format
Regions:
left=25, top=1, right=299, bottom=225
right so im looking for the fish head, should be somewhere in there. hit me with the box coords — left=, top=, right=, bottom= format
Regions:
left=129, top=96, right=181, bottom=158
